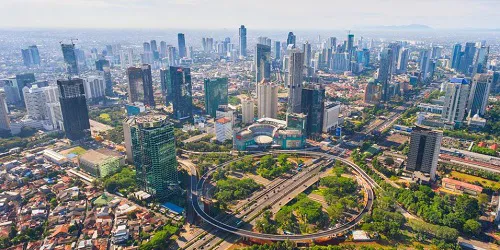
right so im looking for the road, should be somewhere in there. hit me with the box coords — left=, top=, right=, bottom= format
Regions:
left=189, top=151, right=375, bottom=243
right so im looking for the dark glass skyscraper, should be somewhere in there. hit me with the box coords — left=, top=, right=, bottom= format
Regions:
left=95, top=59, right=113, bottom=96
left=61, top=43, right=79, bottom=75
left=170, top=66, right=193, bottom=122
left=301, top=84, right=325, bottom=136
left=239, top=25, right=247, bottom=57
left=378, top=48, right=394, bottom=102
left=204, top=78, right=228, bottom=117
left=57, top=79, right=90, bottom=140
left=406, top=126, right=442, bottom=181
left=468, top=74, right=492, bottom=116
left=459, top=42, right=476, bottom=75
left=287, top=32, right=296, bottom=48
left=178, top=33, right=187, bottom=58
left=130, top=115, right=178, bottom=200
left=451, top=43, right=462, bottom=70
left=21, top=45, right=40, bottom=67
left=255, top=44, right=272, bottom=85
left=127, top=65, right=155, bottom=107
left=160, top=68, right=171, bottom=104
left=15, top=73, right=36, bottom=104
left=274, top=41, right=281, bottom=60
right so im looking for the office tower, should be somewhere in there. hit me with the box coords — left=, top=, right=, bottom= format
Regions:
left=468, top=74, right=492, bottom=116
left=83, top=75, right=106, bottom=102
left=127, top=65, right=155, bottom=107
left=419, top=50, right=431, bottom=81
left=388, top=43, right=401, bottom=75
left=22, top=45, right=40, bottom=67
left=274, top=41, right=281, bottom=61
left=459, top=42, right=477, bottom=75
left=150, top=40, right=157, bottom=52
left=41, top=85, right=63, bottom=130
left=257, top=37, right=271, bottom=46
left=0, top=91, right=10, bottom=131
left=322, top=103, right=341, bottom=133
left=61, top=43, right=79, bottom=75
left=303, top=41, right=312, bottom=68
left=406, top=126, right=443, bottom=181
left=95, top=59, right=113, bottom=96
left=23, top=86, right=47, bottom=120
left=451, top=43, right=462, bottom=70
left=431, top=46, right=442, bottom=59
left=168, top=46, right=177, bottom=66
left=57, top=79, right=90, bottom=140
left=442, top=78, right=470, bottom=125
left=120, top=48, right=134, bottom=69
left=239, top=25, right=247, bottom=57
left=15, top=73, right=36, bottom=104
left=255, top=44, right=272, bottom=85
left=301, top=84, right=325, bottom=135
left=257, top=80, right=278, bottom=119
left=328, top=37, right=337, bottom=50
left=160, top=41, right=167, bottom=58
left=347, top=34, right=354, bottom=54
left=397, top=48, right=409, bottom=73
left=160, top=68, right=171, bottom=103
left=204, top=78, right=228, bottom=117
left=378, top=48, right=394, bottom=102
left=287, top=32, right=296, bottom=48
left=178, top=33, right=187, bottom=58
left=129, top=115, right=178, bottom=199
left=170, top=66, right=193, bottom=122
left=287, top=49, right=304, bottom=113
left=0, top=78, right=21, bottom=104
left=474, top=46, right=489, bottom=74
left=241, top=98, right=255, bottom=124
left=331, top=52, right=350, bottom=72
left=143, top=42, right=151, bottom=52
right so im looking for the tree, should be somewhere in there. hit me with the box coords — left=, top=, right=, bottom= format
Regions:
left=384, top=156, right=395, bottom=166
left=463, top=219, right=482, bottom=236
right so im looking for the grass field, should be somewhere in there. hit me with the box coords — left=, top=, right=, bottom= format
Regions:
left=450, top=171, right=500, bottom=189
left=69, top=146, right=87, bottom=156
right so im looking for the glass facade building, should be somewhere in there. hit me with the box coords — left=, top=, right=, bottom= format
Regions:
left=204, top=78, right=228, bottom=117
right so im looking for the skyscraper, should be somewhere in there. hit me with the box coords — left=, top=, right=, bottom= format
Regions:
left=274, top=41, right=281, bottom=60
left=303, top=41, right=312, bottom=68
left=378, top=48, right=394, bottom=102
left=468, top=74, right=492, bottom=116
left=241, top=98, right=255, bottom=124
left=23, top=85, right=47, bottom=120
left=95, top=59, right=113, bottom=96
left=474, top=46, right=489, bottom=74
left=301, top=84, right=325, bottom=136
left=397, top=48, right=409, bottom=73
left=257, top=80, right=278, bottom=119
left=451, top=43, right=462, bottom=70
left=328, top=37, right=337, bottom=50
left=178, top=33, right=187, bottom=58
left=127, top=65, right=155, bottom=107
left=57, top=79, right=90, bottom=140
left=160, top=68, right=171, bottom=104
left=204, top=78, right=228, bottom=117
left=22, top=45, right=40, bottom=67
left=419, top=49, right=431, bottom=81
left=287, top=32, right=296, bottom=48
left=255, top=44, right=272, bottom=86
left=61, top=43, right=79, bottom=75
left=170, top=66, right=193, bottom=122
left=129, top=115, right=178, bottom=199
left=459, top=42, right=476, bottom=75
left=406, top=126, right=443, bottom=181
left=287, top=49, right=304, bottom=113
left=442, top=78, right=470, bottom=125
left=0, top=91, right=10, bottom=132
left=239, top=25, right=247, bottom=57
left=15, top=73, right=36, bottom=104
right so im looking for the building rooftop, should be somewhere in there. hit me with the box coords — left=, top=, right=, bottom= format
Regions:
left=215, top=117, right=231, bottom=124
left=79, top=150, right=111, bottom=165
left=449, top=77, right=469, bottom=84
left=442, top=178, right=483, bottom=193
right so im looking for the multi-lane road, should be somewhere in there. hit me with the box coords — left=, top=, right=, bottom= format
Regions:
left=184, top=151, right=375, bottom=249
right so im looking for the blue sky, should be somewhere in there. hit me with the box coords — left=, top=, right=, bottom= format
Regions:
left=2, top=0, right=499, bottom=30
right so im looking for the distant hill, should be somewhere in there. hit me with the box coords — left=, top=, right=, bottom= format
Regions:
left=359, top=24, right=433, bottom=31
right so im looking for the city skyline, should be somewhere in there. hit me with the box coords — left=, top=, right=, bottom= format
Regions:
left=2, top=0, right=500, bottom=30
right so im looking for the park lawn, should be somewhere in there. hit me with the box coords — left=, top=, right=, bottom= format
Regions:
left=69, top=146, right=87, bottom=155
left=99, top=113, right=111, bottom=122
left=311, top=187, right=327, bottom=196
left=450, top=171, right=500, bottom=189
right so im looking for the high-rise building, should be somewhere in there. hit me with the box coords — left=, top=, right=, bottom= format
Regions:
left=301, top=84, right=325, bottom=135
left=126, top=65, right=155, bottom=107
left=322, top=102, right=341, bottom=133
left=61, top=43, right=79, bottom=75
left=83, top=75, right=106, bottom=102
left=303, top=41, right=312, bottom=68
left=23, top=86, right=47, bottom=120
left=160, top=68, right=171, bottom=104
left=57, top=79, right=90, bottom=140
left=441, top=78, right=470, bottom=125
left=150, top=40, right=158, bottom=52
left=204, top=78, right=228, bottom=117
left=239, top=25, right=247, bottom=57
left=0, top=91, right=10, bottom=131
left=328, top=37, right=337, bottom=50
left=22, top=45, right=40, bottom=67
left=364, top=78, right=380, bottom=104
left=287, top=32, right=296, bottom=48
left=15, top=73, right=36, bottom=104
left=287, top=49, right=304, bottom=113
left=474, top=46, right=489, bottom=74
left=95, top=59, right=113, bottom=96
left=168, top=46, right=178, bottom=66
left=129, top=115, right=178, bottom=199
left=215, top=117, right=232, bottom=142
left=468, top=74, right=492, bottom=116
left=431, top=46, right=442, bottom=59
left=255, top=44, right=272, bottom=86
left=378, top=48, right=394, bottom=102
left=178, top=33, right=187, bottom=58
left=397, top=48, right=409, bottom=73
left=274, top=41, right=281, bottom=60
left=241, top=98, right=254, bottom=124
left=459, top=42, right=477, bottom=75
left=160, top=41, right=167, bottom=58
left=406, top=126, right=443, bottom=181
left=419, top=49, right=431, bottom=81
left=286, top=112, right=307, bottom=132
left=170, top=66, right=193, bottom=122
left=451, top=43, right=462, bottom=70
left=257, top=80, right=278, bottom=119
